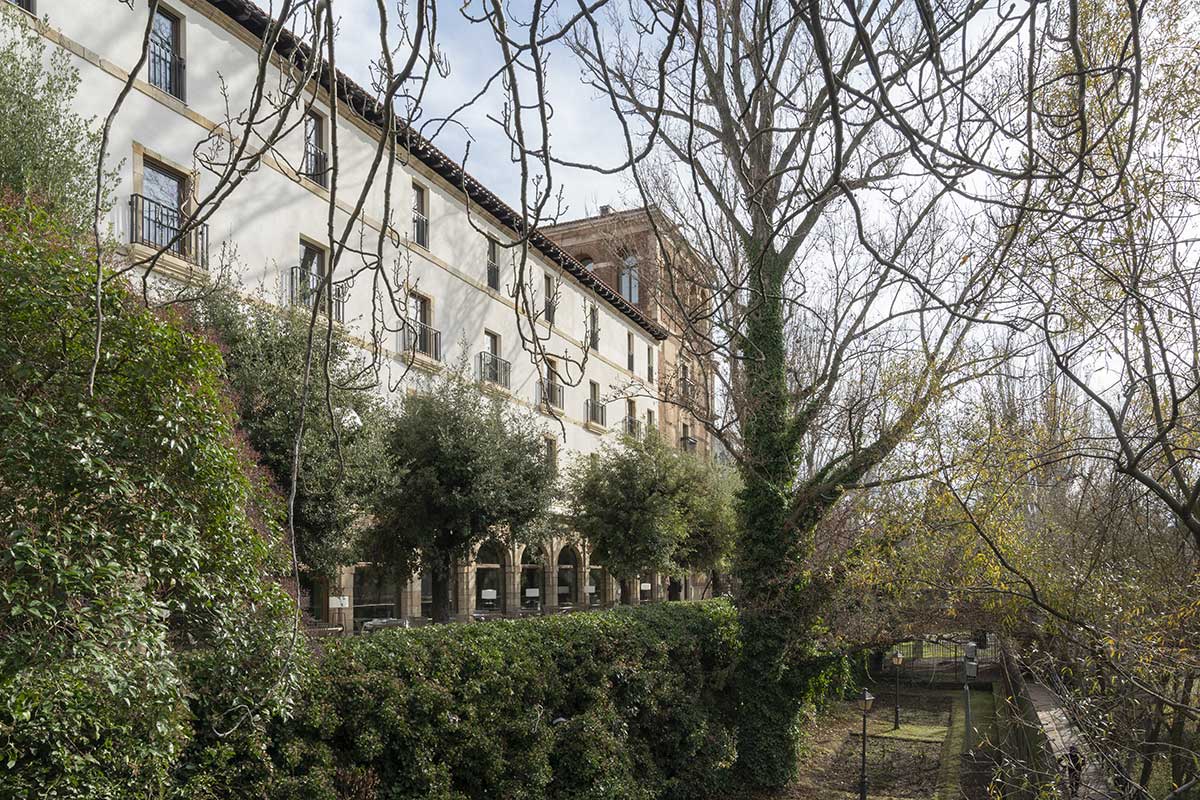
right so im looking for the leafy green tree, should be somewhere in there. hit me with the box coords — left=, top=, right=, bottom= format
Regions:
left=0, top=13, right=115, bottom=227
left=568, top=432, right=688, bottom=604
left=366, top=367, right=555, bottom=623
left=193, top=288, right=388, bottom=578
left=0, top=199, right=296, bottom=798
left=675, top=458, right=740, bottom=597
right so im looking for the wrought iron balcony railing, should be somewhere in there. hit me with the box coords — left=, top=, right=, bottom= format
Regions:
left=288, top=266, right=346, bottom=323
left=303, top=141, right=328, bottom=187
left=487, top=260, right=500, bottom=291
left=537, top=380, right=564, bottom=410
left=399, top=319, right=441, bottom=362
left=586, top=399, right=607, bottom=427
left=622, top=417, right=643, bottom=437
left=129, top=194, right=208, bottom=268
left=679, top=435, right=698, bottom=453
left=10, top=0, right=35, bottom=13
left=412, top=211, right=429, bottom=248
left=148, top=38, right=186, bottom=101
left=477, top=351, right=511, bottom=389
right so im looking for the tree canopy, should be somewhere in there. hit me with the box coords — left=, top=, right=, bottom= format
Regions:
left=366, top=366, right=555, bottom=622
left=193, top=287, right=388, bottom=579
left=0, top=199, right=297, bottom=797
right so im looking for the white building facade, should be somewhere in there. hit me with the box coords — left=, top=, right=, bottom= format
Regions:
left=12, top=0, right=686, bottom=627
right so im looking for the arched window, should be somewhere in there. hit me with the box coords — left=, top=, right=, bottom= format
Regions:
left=520, top=545, right=545, bottom=612
left=586, top=564, right=606, bottom=608
left=618, top=254, right=640, bottom=303
left=578, top=254, right=595, bottom=270
left=475, top=541, right=506, bottom=615
left=557, top=546, right=580, bottom=609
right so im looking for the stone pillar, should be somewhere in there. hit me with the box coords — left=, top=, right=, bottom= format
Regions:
left=397, top=575, right=422, bottom=620
left=455, top=561, right=474, bottom=623
left=544, top=554, right=559, bottom=613
left=504, top=544, right=520, bottom=616
left=336, top=564, right=355, bottom=635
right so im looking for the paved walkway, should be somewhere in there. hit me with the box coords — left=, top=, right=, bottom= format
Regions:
left=1026, top=684, right=1111, bottom=799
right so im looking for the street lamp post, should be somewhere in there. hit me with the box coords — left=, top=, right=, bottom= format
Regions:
left=892, top=649, right=903, bottom=730
left=858, top=687, right=874, bottom=800
left=963, top=641, right=978, bottom=742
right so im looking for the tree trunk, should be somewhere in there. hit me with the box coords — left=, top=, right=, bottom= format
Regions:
left=710, top=569, right=724, bottom=598
left=1169, top=672, right=1196, bottom=788
left=619, top=577, right=633, bottom=605
left=733, top=244, right=810, bottom=788
left=430, top=552, right=453, bottom=624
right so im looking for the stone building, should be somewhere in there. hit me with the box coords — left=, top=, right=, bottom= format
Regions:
left=13, top=0, right=712, bottom=629
left=545, top=206, right=716, bottom=458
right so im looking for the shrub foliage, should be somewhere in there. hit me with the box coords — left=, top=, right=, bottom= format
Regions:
left=251, top=600, right=851, bottom=800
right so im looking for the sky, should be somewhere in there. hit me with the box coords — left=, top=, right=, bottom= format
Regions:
left=328, top=0, right=637, bottom=220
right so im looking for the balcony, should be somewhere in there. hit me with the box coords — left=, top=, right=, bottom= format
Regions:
left=10, top=0, right=34, bottom=13
left=303, top=141, right=328, bottom=187
left=412, top=211, right=429, bottom=248
left=477, top=351, right=511, bottom=390
left=487, top=260, right=500, bottom=291
left=399, top=319, right=441, bottom=362
left=586, top=399, right=607, bottom=428
left=148, top=38, right=186, bottom=102
left=129, top=194, right=208, bottom=268
left=288, top=266, right=347, bottom=323
left=537, top=380, right=564, bottom=411
left=679, top=435, right=698, bottom=453
left=622, top=417, right=643, bottom=437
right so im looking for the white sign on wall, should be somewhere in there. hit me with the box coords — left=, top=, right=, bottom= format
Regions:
left=640, top=583, right=652, bottom=591
left=480, top=589, right=498, bottom=600
left=525, top=588, right=540, bottom=598
left=584, top=586, right=596, bottom=594
left=329, top=596, right=350, bottom=609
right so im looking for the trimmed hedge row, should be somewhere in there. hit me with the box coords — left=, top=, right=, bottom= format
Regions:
left=182, top=600, right=852, bottom=799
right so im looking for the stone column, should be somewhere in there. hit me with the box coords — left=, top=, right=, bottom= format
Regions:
left=336, top=564, right=355, bottom=635
left=454, top=561, right=474, bottom=623
left=504, top=544, right=520, bottom=617
left=544, top=555, right=559, bottom=613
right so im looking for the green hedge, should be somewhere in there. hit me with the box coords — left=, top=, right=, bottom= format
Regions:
left=179, top=600, right=852, bottom=800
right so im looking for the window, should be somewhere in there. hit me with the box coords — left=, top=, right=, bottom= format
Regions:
left=132, top=159, right=208, bottom=267
left=288, top=241, right=344, bottom=322
left=520, top=545, right=544, bottom=611
left=486, top=237, right=500, bottom=290
left=544, top=274, right=556, bottom=324
left=627, top=333, right=635, bottom=371
left=539, top=358, right=564, bottom=409
left=624, top=399, right=639, bottom=437
left=401, top=292, right=440, bottom=361
left=618, top=254, right=640, bottom=303
left=478, top=331, right=510, bottom=388
left=352, top=565, right=396, bottom=632
left=411, top=183, right=428, bottom=247
left=647, top=345, right=655, bottom=382
left=8, top=0, right=35, bottom=15
left=646, top=408, right=655, bottom=431
left=579, top=254, right=594, bottom=270
left=587, top=305, right=599, bottom=350
left=303, top=111, right=327, bottom=187
left=586, top=381, right=605, bottom=427
left=557, top=547, right=580, bottom=608
left=544, top=436, right=558, bottom=473
left=681, top=422, right=697, bottom=453
left=149, top=8, right=185, bottom=101
left=475, top=541, right=506, bottom=614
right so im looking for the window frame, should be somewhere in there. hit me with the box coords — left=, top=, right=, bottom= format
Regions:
left=148, top=5, right=186, bottom=102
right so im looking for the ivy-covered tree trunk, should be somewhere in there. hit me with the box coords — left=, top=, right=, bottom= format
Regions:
left=431, top=550, right=454, bottom=623
left=733, top=244, right=810, bottom=786
left=619, top=577, right=633, bottom=605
